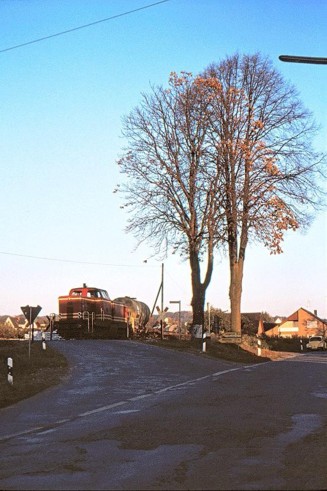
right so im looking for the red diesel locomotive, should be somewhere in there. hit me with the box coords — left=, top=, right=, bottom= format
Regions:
left=56, top=284, right=149, bottom=339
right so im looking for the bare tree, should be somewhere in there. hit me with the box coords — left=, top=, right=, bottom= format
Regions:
left=198, top=53, right=326, bottom=333
left=117, top=72, right=223, bottom=325
left=117, top=54, right=325, bottom=333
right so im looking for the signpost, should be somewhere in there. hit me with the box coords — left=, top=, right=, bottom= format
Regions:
left=219, top=331, right=242, bottom=344
left=156, top=305, right=168, bottom=339
left=7, top=357, right=13, bottom=385
left=21, top=305, right=42, bottom=359
left=46, top=313, right=56, bottom=340
left=42, top=331, right=47, bottom=350
left=202, top=330, right=207, bottom=353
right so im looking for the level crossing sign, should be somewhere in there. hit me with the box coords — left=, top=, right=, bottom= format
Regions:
left=156, top=306, right=168, bottom=322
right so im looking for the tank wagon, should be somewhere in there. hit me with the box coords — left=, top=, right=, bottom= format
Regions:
left=113, top=296, right=150, bottom=333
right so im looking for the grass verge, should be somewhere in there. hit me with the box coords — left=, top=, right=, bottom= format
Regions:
left=138, top=336, right=271, bottom=363
left=0, top=340, right=69, bottom=410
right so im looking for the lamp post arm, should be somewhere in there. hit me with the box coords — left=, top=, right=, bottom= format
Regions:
left=279, top=55, right=327, bottom=65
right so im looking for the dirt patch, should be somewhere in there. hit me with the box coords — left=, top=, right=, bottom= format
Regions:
left=240, top=336, right=298, bottom=361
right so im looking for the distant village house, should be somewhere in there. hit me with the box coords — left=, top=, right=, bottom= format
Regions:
left=264, top=307, right=327, bottom=338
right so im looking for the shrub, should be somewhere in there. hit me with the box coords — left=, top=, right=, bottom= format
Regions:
left=264, top=335, right=304, bottom=352
left=0, top=323, right=19, bottom=339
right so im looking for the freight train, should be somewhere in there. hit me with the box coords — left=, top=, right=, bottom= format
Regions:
left=55, top=284, right=150, bottom=339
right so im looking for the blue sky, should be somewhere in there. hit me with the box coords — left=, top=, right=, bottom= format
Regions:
left=0, top=0, right=326, bottom=319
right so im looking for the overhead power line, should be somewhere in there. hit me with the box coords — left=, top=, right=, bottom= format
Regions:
left=0, top=251, right=156, bottom=268
left=0, top=0, right=169, bottom=53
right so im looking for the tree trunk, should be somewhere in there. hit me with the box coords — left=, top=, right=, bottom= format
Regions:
left=190, top=254, right=206, bottom=326
left=189, top=247, right=213, bottom=327
left=191, top=287, right=205, bottom=326
left=229, top=259, right=244, bottom=334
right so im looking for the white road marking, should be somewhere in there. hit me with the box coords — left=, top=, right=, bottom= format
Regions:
left=129, top=393, right=153, bottom=401
left=0, top=363, right=265, bottom=443
left=79, top=400, right=127, bottom=417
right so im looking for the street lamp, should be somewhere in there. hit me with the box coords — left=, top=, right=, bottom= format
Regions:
left=279, top=55, right=327, bottom=65
left=169, top=300, right=181, bottom=339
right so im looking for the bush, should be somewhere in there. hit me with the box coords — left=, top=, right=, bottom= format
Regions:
left=264, top=335, right=304, bottom=352
left=0, top=324, right=19, bottom=339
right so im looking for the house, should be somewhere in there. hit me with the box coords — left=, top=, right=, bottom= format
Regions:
left=3, top=316, right=19, bottom=330
left=3, top=316, right=26, bottom=330
left=0, top=315, right=48, bottom=337
left=264, top=307, right=327, bottom=338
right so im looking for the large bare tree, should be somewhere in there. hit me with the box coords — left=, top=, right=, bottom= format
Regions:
left=198, top=53, right=325, bottom=333
left=117, top=72, right=223, bottom=325
left=118, top=54, right=325, bottom=333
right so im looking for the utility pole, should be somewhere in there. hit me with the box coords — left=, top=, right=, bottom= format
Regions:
left=161, top=263, right=164, bottom=339
left=151, top=263, right=166, bottom=340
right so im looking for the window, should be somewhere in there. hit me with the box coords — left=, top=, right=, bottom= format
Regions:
left=100, top=290, right=110, bottom=299
left=307, top=320, right=318, bottom=329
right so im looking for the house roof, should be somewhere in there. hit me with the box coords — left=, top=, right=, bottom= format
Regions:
left=286, top=311, right=299, bottom=322
left=241, top=312, right=262, bottom=322
left=284, top=307, right=327, bottom=326
left=264, top=307, right=327, bottom=334
left=263, top=321, right=278, bottom=331
left=3, top=316, right=20, bottom=329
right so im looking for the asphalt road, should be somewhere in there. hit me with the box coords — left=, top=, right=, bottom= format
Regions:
left=0, top=340, right=326, bottom=490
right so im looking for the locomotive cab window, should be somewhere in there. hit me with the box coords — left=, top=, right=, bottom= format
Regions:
left=86, top=290, right=105, bottom=298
